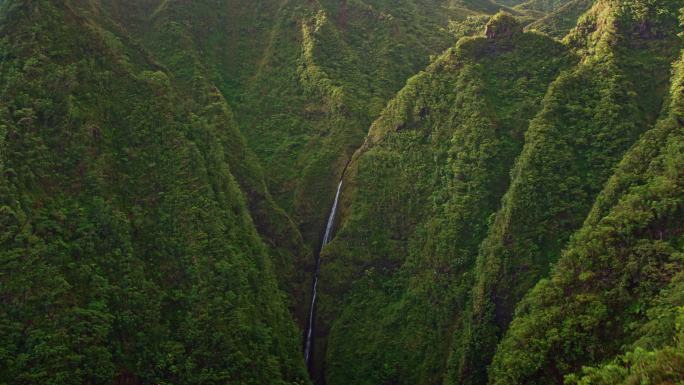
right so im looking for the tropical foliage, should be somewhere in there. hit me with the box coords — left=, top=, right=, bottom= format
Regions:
left=1, top=0, right=682, bottom=384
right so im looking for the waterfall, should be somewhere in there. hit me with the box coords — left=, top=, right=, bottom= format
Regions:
left=304, top=180, right=343, bottom=368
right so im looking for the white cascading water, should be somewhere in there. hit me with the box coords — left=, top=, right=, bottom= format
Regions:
left=304, top=180, right=343, bottom=367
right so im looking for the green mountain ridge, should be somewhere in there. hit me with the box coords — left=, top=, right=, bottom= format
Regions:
left=322, top=1, right=682, bottom=384
left=0, top=1, right=307, bottom=383
left=320, top=13, right=575, bottom=385
left=458, top=1, right=682, bottom=383
left=1, top=0, right=683, bottom=384
left=490, top=48, right=684, bottom=385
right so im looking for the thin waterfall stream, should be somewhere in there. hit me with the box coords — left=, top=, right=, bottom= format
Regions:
left=304, top=179, right=343, bottom=368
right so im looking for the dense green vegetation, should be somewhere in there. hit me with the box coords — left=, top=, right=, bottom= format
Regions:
left=490, top=49, right=684, bottom=384
left=525, top=0, right=595, bottom=37
left=0, top=0, right=521, bottom=383
left=1, top=0, right=683, bottom=384
left=0, top=1, right=308, bottom=383
left=320, top=1, right=683, bottom=385
left=128, top=0, right=478, bottom=248
left=456, top=2, right=682, bottom=384
left=320, top=12, right=575, bottom=385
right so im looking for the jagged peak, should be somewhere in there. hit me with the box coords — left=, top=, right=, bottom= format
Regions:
left=485, top=11, right=523, bottom=40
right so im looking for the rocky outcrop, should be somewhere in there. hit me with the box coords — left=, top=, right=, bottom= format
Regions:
left=485, top=12, right=523, bottom=40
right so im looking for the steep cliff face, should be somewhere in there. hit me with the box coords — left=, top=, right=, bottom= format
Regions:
left=457, top=2, right=682, bottom=384
left=0, top=1, right=522, bottom=383
left=93, top=0, right=502, bottom=316
left=225, top=0, right=490, bottom=247
left=2, top=0, right=682, bottom=384
left=0, top=1, right=308, bottom=383
left=490, top=49, right=684, bottom=385
left=108, top=2, right=539, bottom=381
left=319, top=13, right=574, bottom=385
left=61, top=0, right=501, bottom=326
left=114, top=0, right=475, bottom=249
left=319, top=1, right=683, bottom=384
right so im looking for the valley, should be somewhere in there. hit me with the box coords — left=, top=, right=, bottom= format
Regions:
left=0, top=0, right=682, bottom=384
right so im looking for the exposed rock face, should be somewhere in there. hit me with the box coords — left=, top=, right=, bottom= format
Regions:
left=485, top=12, right=523, bottom=40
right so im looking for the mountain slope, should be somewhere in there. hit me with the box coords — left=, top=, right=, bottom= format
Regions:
left=524, top=0, right=595, bottom=38
left=319, top=13, right=574, bottom=385
left=0, top=1, right=308, bottom=383
left=71, top=0, right=317, bottom=327
left=1, top=0, right=682, bottom=384
left=317, top=2, right=682, bottom=385
left=489, top=48, right=684, bottom=385
left=456, top=1, right=682, bottom=384
left=0, top=2, right=539, bottom=383
left=120, top=0, right=471, bottom=248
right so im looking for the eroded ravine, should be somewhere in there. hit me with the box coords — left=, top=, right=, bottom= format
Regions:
left=304, top=179, right=343, bottom=368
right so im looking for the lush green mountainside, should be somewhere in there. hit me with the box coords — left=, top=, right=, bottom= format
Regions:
left=490, top=49, right=684, bottom=385
left=94, top=1, right=538, bottom=380
left=1, top=0, right=683, bottom=384
left=71, top=0, right=317, bottom=326
left=117, top=0, right=476, bottom=248
left=320, top=13, right=574, bottom=385
left=231, top=0, right=519, bottom=248
left=87, top=1, right=519, bottom=316
left=127, top=0, right=550, bottom=251
left=457, top=2, right=682, bottom=384
left=0, top=0, right=529, bottom=383
left=0, top=1, right=307, bottom=383
left=318, top=1, right=682, bottom=385
left=63, top=0, right=521, bottom=326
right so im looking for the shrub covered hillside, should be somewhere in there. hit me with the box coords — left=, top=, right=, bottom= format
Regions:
left=114, top=0, right=502, bottom=248
left=320, top=1, right=683, bottom=384
left=320, top=12, right=574, bottom=385
left=74, top=0, right=524, bottom=325
left=2, top=0, right=683, bottom=384
left=0, top=1, right=308, bottom=383
left=458, top=1, right=682, bottom=384
left=0, top=0, right=546, bottom=383
left=490, top=47, right=684, bottom=385
left=524, top=0, right=595, bottom=37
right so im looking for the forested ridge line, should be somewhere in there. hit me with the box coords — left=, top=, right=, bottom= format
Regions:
left=1, top=0, right=682, bottom=384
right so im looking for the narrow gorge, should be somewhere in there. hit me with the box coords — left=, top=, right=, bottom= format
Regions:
left=1, top=1, right=682, bottom=385
left=305, top=179, right=343, bottom=368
